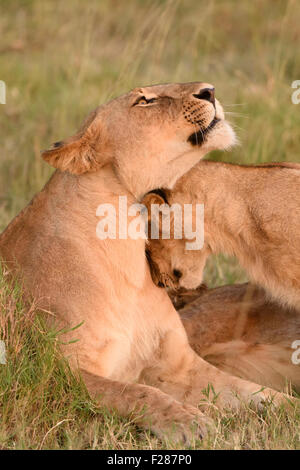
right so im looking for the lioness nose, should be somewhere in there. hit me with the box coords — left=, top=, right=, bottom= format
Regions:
left=193, top=87, right=215, bottom=105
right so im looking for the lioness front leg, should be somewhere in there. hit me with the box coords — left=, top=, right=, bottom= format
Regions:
left=141, top=329, right=289, bottom=410
left=80, top=369, right=212, bottom=444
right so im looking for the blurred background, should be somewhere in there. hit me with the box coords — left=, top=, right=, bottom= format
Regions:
left=1, top=0, right=300, bottom=286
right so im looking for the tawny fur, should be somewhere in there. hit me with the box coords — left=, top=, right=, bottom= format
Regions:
left=143, top=160, right=300, bottom=311
left=168, top=284, right=300, bottom=393
left=0, top=84, right=291, bottom=443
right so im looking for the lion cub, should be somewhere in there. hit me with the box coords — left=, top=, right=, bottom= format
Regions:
left=176, top=283, right=300, bottom=393
left=142, top=161, right=300, bottom=310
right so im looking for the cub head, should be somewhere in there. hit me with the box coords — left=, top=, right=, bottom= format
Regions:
left=42, top=82, right=235, bottom=197
left=142, top=191, right=210, bottom=290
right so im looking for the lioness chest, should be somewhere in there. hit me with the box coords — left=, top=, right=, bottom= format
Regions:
left=86, top=269, right=181, bottom=382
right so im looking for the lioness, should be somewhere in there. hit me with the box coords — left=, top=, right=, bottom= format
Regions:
left=169, top=283, right=300, bottom=393
left=0, top=83, right=287, bottom=443
left=143, top=160, right=300, bottom=310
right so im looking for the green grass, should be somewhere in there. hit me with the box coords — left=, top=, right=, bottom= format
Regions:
left=0, top=268, right=299, bottom=450
left=0, top=0, right=299, bottom=449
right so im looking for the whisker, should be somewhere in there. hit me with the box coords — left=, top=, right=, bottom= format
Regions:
left=223, top=103, right=247, bottom=107
left=230, top=123, right=245, bottom=133
left=225, top=111, right=249, bottom=118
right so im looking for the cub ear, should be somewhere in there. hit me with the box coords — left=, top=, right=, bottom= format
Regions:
left=142, top=192, right=166, bottom=218
left=141, top=190, right=171, bottom=238
left=41, top=111, right=108, bottom=175
left=145, top=246, right=163, bottom=286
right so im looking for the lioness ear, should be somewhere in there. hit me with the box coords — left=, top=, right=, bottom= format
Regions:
left=42, top=112, right=108, bottom=175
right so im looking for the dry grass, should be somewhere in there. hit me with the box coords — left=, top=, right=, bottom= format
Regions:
left=0, top=0, right=299, bottom=449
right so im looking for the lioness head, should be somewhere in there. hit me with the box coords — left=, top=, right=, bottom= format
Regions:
left=143, top=191, right=210, bottom=290
left=42, top=82, right=235, bottom=197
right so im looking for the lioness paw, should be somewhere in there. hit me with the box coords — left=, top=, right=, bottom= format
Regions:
left=148, top=402, right=213, bottom=446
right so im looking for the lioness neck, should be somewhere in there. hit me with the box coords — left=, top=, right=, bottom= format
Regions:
left=0, top=165, right=147, bottom=287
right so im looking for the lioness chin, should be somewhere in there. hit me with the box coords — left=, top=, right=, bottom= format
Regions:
left=0, top=83, right=287, bottom=444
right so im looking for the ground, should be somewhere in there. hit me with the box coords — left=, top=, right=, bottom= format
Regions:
left=0, top=0, right=299, bottom=450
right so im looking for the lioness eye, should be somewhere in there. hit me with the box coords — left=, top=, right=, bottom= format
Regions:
left=139, top=97, right=148, bottom=105
left=135, top=96, right=156, bottom=106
